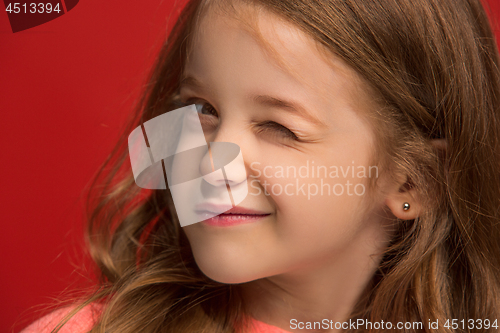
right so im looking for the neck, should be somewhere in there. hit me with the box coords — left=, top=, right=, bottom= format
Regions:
left=240, top=225, right=388, bottom=333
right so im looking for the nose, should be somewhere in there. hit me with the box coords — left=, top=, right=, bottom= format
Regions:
left=200, top=142, right=247, bottom=186
left=199, top=123, right=247, bottom=187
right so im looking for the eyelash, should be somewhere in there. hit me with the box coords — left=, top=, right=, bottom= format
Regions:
left=255, top=121, right=300, bottom=141
left=173, top=98, right=300, bottom=141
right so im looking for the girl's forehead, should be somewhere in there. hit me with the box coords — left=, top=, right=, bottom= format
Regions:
left=188, top=0, right=370, bottom=103
left=193, top=1, right=347, bottom=75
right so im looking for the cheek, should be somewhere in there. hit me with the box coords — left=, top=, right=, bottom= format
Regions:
left=252, top=149, right=377, bottom=237
left=253, top=149, right=375, bottom=208
left=270, top=178, right=369, bottom=239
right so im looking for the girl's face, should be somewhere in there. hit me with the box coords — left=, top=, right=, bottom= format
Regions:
left=182, top=5, right=393, bottom=284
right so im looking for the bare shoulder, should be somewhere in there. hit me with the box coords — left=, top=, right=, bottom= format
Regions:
left=19, top=303, right=103, bottom=333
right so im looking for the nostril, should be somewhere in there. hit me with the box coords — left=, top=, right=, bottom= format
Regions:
left=202, top=168, right=229, bottom=187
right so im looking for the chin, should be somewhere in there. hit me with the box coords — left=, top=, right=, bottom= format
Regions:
left=194, top=256, right=263, bottom=284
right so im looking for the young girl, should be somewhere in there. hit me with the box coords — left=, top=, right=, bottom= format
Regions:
left=21, top=0, right=500, bottom=332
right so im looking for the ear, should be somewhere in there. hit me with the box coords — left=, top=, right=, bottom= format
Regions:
left=384, top=171, right=422, bottom=221
left=384, top=139, right=446, bottom=220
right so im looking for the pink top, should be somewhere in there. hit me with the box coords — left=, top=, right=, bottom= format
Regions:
left=19, top=304, right=101, bottom=333
left=20, top=304, right=291, bottom=333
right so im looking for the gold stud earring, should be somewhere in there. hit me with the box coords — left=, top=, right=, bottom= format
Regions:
left=403, top=202, right=410, bottom=211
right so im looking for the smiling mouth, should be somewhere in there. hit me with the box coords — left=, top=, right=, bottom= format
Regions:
left=194, top=204, right=271, bottom=227
left=200, top=212, right=271, bottom=227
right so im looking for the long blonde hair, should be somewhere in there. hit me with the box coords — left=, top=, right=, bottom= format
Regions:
left=54, top=0, right=500, bottom=332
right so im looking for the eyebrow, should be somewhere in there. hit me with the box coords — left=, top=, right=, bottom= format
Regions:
left=180, top=75, right=326, bottom=127
left=180, top=75, right=204, bottom=90
left=250, top=95, right=326, bottom=127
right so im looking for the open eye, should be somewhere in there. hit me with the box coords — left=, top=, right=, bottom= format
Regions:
left=171, top=95, right=218, bottom=117
left=190, top=101, right=219, bottom=130
left=195, top=102, right=218, bottom=117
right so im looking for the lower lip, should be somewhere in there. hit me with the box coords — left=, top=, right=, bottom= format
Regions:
left=201, top=214, right=269, bottom=227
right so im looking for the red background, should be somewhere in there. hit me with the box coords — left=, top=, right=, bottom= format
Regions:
left=1, top=1, right=499, bottom=332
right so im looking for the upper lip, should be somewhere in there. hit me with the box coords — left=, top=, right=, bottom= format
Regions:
left=194, top=202, right=270, bottom=215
